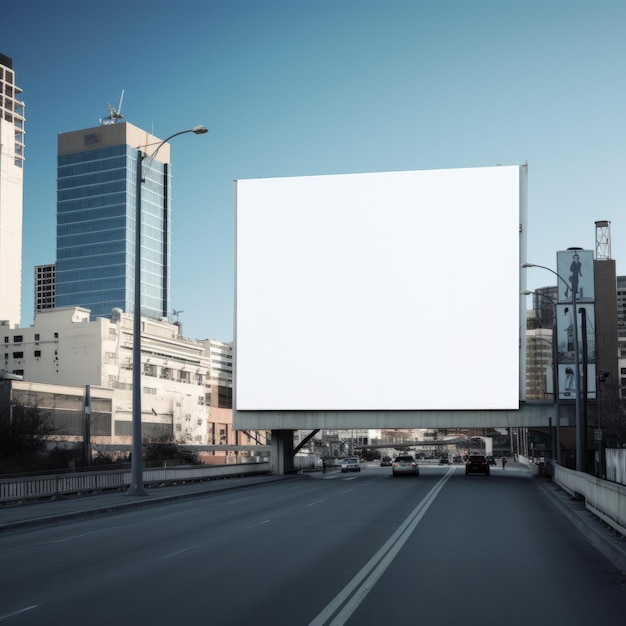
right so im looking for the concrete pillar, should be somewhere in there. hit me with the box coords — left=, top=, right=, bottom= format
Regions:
left=270, top=429, right=296, bottom=475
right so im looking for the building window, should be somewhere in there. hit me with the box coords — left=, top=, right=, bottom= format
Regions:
left=143, top=363, right=157, bottom=377
left=54, top=332, right=59, bottom=339
left=3, top=337, right=8, bottom=343
left=13, top=335, right=23, bottom=343
left=34, top=350, right=41, bottom=357
left=12, top=352, right=23, bottom=359
left=34, top=334, right=40, bottom=341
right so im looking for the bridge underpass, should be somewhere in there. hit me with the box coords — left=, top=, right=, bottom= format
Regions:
left=237, top=399, right=593, bottom=474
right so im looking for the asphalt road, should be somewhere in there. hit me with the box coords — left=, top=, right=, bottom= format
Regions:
left=0, top=463, right=624, bottom=626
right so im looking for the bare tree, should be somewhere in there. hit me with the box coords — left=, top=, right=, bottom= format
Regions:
left=0, top=399, right=54, bottom=472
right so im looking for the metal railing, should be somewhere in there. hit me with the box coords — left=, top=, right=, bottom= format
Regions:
left=0, top=462, right=271, bottom=503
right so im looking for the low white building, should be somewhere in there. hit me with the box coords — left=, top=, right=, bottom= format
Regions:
left=2, top=307, right=211, bottom=444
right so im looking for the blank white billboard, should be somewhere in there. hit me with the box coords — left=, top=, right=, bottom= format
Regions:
left=235, top=166, right=525, bottom=411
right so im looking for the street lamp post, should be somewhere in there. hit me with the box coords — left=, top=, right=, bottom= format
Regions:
left=521, top=289, right=560, bottom=464
left=128, top=125, right=208, bottom=496
left=522, top=263, right=584, bottom=471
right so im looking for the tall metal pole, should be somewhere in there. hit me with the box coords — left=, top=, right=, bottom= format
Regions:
left=127, top=126, right=208, bottom=497
left=128, top=149, right=146, bottom=496
left=522, top=263, right=584, bottom=471
left=83, top=384, right=92, bottom=467
left=521, top=289, right=561, bottom=464
left=579, top=306, right=588, bottom=472
left=571, top=286, right=584, bottom=471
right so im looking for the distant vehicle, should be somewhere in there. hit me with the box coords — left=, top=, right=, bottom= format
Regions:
left=486, top=455, right=497, bottom=466
left=452, top=455, right=463, bottom=464
left=466, top=454, right=490, bottom=476
left=341, top=458, right=361, bottom=473
left=392, top=455, right=419, bottom=477
left=439, top=457, right=450, bottom=465
left=380, top=456, right=392, bottom=466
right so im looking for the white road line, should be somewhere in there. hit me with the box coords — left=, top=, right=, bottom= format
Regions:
left=244, top=519, right=271, bottom=530
left=309, top=467, right=454, bottom=626
left=51, top=528, right=111, bottom=543
left=160, top=536, right=226, bottom=560
left=160, top=544, right=204, bottom=559
left=305, top=499, right=327, bottom=508
left=0, top=605, right=39, bottom=622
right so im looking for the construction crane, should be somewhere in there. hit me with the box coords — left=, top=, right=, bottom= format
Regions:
left=100, top=89, right=125, bottom=125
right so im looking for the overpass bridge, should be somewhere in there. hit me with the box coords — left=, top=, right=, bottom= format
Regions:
left=243, top=400, right=588, bottom=474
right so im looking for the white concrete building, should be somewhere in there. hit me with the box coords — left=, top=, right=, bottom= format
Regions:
left=2, top=307, right=211, bottom=444
left=0, top=53, right=25, bottom=328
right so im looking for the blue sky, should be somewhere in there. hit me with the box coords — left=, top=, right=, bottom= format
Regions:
left=3, top=0, right=625, bottom=341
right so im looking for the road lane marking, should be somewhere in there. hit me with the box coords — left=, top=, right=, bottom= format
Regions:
left=160, top=536, right=226, bottom=560
left=309, top=467, right=455, bottom=626
left=51, top=528, right=112, bottom=543
left=305, top=499, right=326, bottom=508
left=0, top=605, right=39, bottom=621
left=244, top=519, right=271, bottom=530
left=160, top=544, right=205, bottom=559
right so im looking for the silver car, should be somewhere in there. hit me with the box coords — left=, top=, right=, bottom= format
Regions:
left=392, top=455, right=419, bottom=477
left=341, top=457, right=361, bottom=473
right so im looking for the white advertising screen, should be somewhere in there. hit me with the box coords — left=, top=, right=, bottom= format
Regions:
left=236, top=166, right=524, bottom=411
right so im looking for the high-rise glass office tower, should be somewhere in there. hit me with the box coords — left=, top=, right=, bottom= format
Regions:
left=56, top=122, right=172, bottom=321
left=0, top=53, right=25, bottom=327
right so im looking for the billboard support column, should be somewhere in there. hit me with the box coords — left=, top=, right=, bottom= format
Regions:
left=270, top=430, right=296, bottom=475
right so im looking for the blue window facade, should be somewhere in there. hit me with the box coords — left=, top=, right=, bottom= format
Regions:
left=56, top=143, right=171, bottom=321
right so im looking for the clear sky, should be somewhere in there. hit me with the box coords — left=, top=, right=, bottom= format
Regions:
left=3, top=0, right=625, bottom=342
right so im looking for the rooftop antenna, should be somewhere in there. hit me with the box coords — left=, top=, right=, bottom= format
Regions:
left=172, top=309, right=184, bottom=336
left=100, top=89, right=125, bottom=125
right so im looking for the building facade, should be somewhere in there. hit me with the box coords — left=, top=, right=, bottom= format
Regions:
left=525, top=317, right=554, bottom=400
left=0, top=53, right=25, bottom=328
left=34, top=263, right=56, bottom=312
left=617, top=276, right=626, bottom=393
left=2, top=307, right=207, bottom=442
left=1, top=307, right=265, bottom=453
left=56, top=122, right=173, bottom=322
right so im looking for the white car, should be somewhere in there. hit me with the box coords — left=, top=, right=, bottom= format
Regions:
left=341, top=458, right=361, bottom=473
left=392, top=455, right=419, bottom=477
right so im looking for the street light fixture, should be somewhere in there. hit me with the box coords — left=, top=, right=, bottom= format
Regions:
left=522, top=263, right=584, bottom=471
left=128, top=125, right=208, bottom=497
left=521, top=289, right=560, bottom=463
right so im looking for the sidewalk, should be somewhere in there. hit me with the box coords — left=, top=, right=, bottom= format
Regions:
left=0, top=473, right=300, bottom=535
left=536, top=475, right=626, bottom=574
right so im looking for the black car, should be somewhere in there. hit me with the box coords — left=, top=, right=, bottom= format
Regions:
left=486, top=455, right=496, bottom=466
left=380, top=456, right=392, bottom=466
left=465, top=454, right=490, bottom=476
